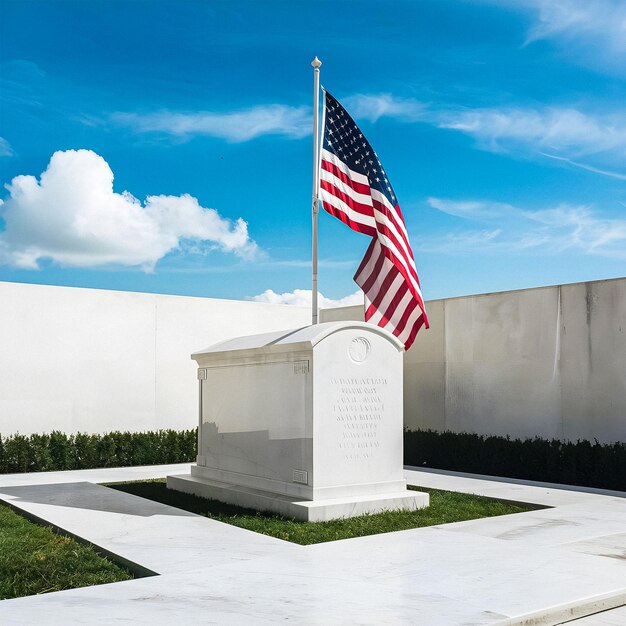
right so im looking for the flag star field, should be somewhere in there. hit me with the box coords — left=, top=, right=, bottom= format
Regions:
left=324, top=92, right=396, bottom=204
left=1, top=0, right=625, bottom=307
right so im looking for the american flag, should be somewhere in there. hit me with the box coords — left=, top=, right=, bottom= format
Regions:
left=318, top=89, right=428, bottom=350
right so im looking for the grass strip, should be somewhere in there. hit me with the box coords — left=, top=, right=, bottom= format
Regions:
left=0, top=503, right=133, bottom=600
left=106, top=479, right=535, bottom=545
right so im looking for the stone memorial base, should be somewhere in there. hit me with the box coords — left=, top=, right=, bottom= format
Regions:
left=168, top=473, right=428, bottom=522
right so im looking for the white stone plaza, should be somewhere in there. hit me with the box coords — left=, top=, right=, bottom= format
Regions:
left=0, top=464, right=624, bottom=624
left=2, top=2, right=625, bottom=623
left=0, top=281, right=624, bottom=624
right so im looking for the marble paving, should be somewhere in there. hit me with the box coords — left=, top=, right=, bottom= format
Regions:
left=0, top=463, right=624, bottom=625
left=569, top=605, right=626, bottom=625
left=0, top=481, right=299, bottom=575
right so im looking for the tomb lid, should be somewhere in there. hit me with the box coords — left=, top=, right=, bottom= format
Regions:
left=192, top=321, right=403, bottom=359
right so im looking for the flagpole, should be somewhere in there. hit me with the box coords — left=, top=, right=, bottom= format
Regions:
left=311, top=56, right=321, bottom=325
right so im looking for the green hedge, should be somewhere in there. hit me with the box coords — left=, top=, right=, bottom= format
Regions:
left=3, top=427, right=623, bottom=491
left=0, top=429, right=197, bottom=474
left=404, top=429, right=626, bottom=492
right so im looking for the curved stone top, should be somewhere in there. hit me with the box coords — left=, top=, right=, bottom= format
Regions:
left=192, top=321, right=404, bottom=359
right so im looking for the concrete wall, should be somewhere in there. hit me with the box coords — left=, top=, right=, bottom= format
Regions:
left=321, top=279, right=626, bottom=444
left=0, top=282, right=310, bottom=436
left=2, top=278, right=625, bottom=442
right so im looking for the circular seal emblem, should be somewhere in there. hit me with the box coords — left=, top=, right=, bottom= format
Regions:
left=348, top=337, right=371, bottom=363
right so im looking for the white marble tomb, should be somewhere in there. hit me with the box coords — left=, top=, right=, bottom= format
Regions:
left=167, top=321, right=428, bottom=521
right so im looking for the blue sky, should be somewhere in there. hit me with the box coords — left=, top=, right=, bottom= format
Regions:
left=1, top=0, right=626, bottom=306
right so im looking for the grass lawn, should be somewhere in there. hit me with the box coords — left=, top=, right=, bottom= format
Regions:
left=0, top=503, right=133, bottom=601
left=107, top=479, right=537, bottom=545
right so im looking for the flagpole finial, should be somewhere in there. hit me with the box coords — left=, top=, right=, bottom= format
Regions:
left=311, top=56, right=322, bottom=68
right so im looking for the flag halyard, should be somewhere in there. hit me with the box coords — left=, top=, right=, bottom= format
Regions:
left=318, top=89, right=428, bottom=350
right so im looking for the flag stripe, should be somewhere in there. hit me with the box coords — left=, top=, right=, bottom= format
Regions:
left=399, top=308, right=426, bottom=347
left=319, top=187, right=377, bottom=236
left=321, top=149, right=370, bottom=186
left=321, top=157, right=372, bottom=196
left=319, top=177, right=374, bottom=219
left=375, top=231, right=421, bottom=293
left=381, top=285, right=414, bottom=332
left=372, top=196, right=414, bottom=267
left=375, top=218, right=420, bottom=283
left=354, top=238, right=388, bottom=295
left=358, top=240, right=426, bottom=346
left=366, top=270, right=404, bottom=325
left=319, top=183, right=374, bottom=225
left=320, top=168, right=373, bottom=208
left=390, top=295, right=418, bottom=339
left=359, top=220, right=425, bottom=316
left=371, top=190, right=411, bottom=245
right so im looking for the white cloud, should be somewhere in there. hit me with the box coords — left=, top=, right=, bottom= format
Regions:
left=0, top=149, right=258, bottom=269
left=251, top=288, right=363, bottom=309
left=539, top=153, right=626, bottom=181
left=113, top=93, right=427, bottom=143
left=414, top=228, right=505, bottom=254
left=425, top=196, right=626, bottom=259
left=342, top=94, right=425, bottom=123
left=349, top=96, right=626, bottom=178
left=524, top=0, right=626, bottom=53
left=113, top=90, right=626, bottom=179
left=346, top=95, right=626, bottom=178
left=0, top=60, right=46, bottom=109
left=427, top=197, right=516, bottom=220
left=490, top=0, right=626, bottom=75
left=268, top=259, right=356, bottom=269
left=438, top=106, right=626, bottom=157
left=0, top=137, right=13, bottom=157
left=524, top=205, right=626, bottom=254
left=114, top=105, right=310, bottom=142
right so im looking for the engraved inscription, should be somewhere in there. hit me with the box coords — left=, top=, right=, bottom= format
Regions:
left=330, top=377, right=387, bottom=461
